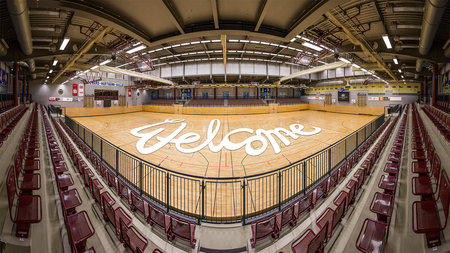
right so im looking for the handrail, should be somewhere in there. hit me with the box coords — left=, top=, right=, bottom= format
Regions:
left=64, top=111, right=386, bottom=223
left=66, top=114, right=385, bottom=181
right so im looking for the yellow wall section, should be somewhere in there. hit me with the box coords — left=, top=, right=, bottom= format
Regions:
left=66, top=103, right=383, bottom=117
left=65, top=105, right=142, bottom=117
left=305, top=82, right=421, bottom=95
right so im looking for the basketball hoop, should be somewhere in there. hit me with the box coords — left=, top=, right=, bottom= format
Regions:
left=79, top=71, right=103, bottom=85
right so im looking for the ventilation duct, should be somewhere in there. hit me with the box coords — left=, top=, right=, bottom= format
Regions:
left=350, top=79, right=371, bottom=84
left=0, top=42, right=6, bottom=57
left=31, top=26, right=62, bottom=33
left=393, top=36, right=420, bottom=42
left=390, top=23, right=421, bottom=30
left=29, top=9, right=68, bottom=19
left=445, top=46, right=450, bottom=58
left=419, top=0, right=448, bottom=55
left=386, top=6, right=423, bottom=13
left=416, top=59, right=424, bottom=72
left=27, top=59, right=35, bottom=72
left=7, top=0, right=33, bottom=55
left=33, top=45, right=57, bottom=52
left=315, top=80, right=344, bottom=86
left=32, top=37, right=59, bottom=43
left=395, top=44, right=419, bottom=51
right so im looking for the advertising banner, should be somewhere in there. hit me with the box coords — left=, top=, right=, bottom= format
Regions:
left=78, top=84, right=84, bottom=96
left=72, top=84, right=78, bottom=96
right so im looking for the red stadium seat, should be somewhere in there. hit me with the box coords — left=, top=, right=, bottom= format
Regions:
left=291, top=225, right=327, bottom=253
left=6, top=168, right=42, bottom=238
left=316, top=199, right=346, bottom=238
left=168, top=216, right=197, bottom=248
left=356, top=219, right=388, bottom=253
left=250, top=214, right=280, bottom=248
left=119, top=219, right=148, bottom=253
left=412, top=171, right=450, bottom=248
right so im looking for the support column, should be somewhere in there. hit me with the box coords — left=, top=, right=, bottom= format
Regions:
left=432, top=64, right=438, bottom=107
left=193, top=88, right=195, bottom=100
left=424, top=76, right=428, bottom=104
left=173, top=88, right=176, bottom=99
left=22, top=76, right=26, bottom=104
left=276, top=87, right=278, bottom=100
left=13, top=63, right=18, bottom=106
left=214, top=87, right=216, bottom=99
left=256, top=87, right=259, bottom=99
left=235, top=86, right=238, bottom=99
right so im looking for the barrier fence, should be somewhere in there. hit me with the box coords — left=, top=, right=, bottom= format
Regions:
left=65, top=113, right=385, bottom=224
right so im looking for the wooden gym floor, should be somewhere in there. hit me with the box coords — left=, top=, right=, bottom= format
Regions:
left=73, top=110, right=377, bottom=178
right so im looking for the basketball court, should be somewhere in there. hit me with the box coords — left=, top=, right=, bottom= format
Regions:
left=73, top=110, right=377, bottom=178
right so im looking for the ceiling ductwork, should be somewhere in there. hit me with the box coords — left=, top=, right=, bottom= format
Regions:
left=386, top=6, right=423, bottom=13
left=29, top=9, right=68, bottom=19
left=32, top=37, right=59, bottom=43
left=414, top=74, right=420, bottom=79
left=315, top=80, right=344, bottom=86
left=27, top=59, right=35, bottom=72
left=393, top=36, right=420, bottom=42
left=416, top=58, right=424, bottom=72
left=390, top=23, right=421, bottom=30
left=445, top=45, right=450, bottom=58
left=0, top=42, right=7, bottom=57
left=395, top=44, right=419, bottom=51
left=419, top=0, right=449, bottom=55
left=31, top=26, right=62, bottom=33
left=33, top=45, right=57, bottom=52
left=7, top=0, right=33, bottom=56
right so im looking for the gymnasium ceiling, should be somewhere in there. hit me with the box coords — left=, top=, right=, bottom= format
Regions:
left=0, top=0, right=449, bottom=85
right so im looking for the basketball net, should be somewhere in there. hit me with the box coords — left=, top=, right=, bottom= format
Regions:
left=79, top=72, right=103, bottom=85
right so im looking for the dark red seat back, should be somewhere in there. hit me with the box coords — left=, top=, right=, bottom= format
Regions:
left=308, top=224, right=327, bottom=253
left=254, top=216, right=276, bottom=240
left=439, top=171, right=450, bottom=228
left=102, top=195, right=116, bottom=226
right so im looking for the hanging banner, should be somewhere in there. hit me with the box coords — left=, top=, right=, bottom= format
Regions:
left=128, top=88, right=132, bottom=97
left=443, top=71, right=449, bottom=87
left=78, top=84, right=84, bottom=96
left=72, top=83, right=78, bottom=96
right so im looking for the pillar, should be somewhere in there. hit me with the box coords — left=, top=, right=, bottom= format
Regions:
left=432, top=63, right=438, bottom=106
left=256, top=87, right=259, bottom=99
left=193, top=88, right=195, bottom=100
left=424, top=76, right=428, bottom=104
left=235, top=86, right=238, bottom=99
left=214, top=87, right=216, bottom=99
left=173, top=88, right=176, bottom=99
left=275, top=87, right=278, bottom=99
left=22, top=76, right=26, bottom=104
left=13, top=63, right=18, bottom=106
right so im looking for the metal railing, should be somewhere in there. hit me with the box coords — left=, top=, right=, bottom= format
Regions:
left=64, top=113, right=385, bottom=224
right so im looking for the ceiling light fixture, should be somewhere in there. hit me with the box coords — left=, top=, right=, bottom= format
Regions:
left=126, top=45, right=146, bottom=54
left=59, top=37, right=70, bottom=50
left=382, top=35, right=392, bottom=49
left=52, top=59, right=58, bottom=66
left=398, top=69, right=402, bottom=73
left=99, top=59, right=112, bottom=66
left=49, top=69, right=53, bottom=73
left=302, top=42, right=323, bottom=51
left=352, top=63, right=360, bottom=68
left=393, top=57, right=399, bottom=65
left=338, top=57, right=351, bottom=64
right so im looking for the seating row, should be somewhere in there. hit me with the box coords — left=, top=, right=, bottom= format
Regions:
left=422, top=104, right=450, bottom=142
left=355, top=104, right=408, bottom=253
left=292, top=109, right=402, bottom=253
left=0, top=99, right=14, bottom=113
left=45, top=108, right=148, bottom=252
left=410, top=103, right=449, bottom=248
left=6, top=105, right=42, bottom=238
left=250, top=113, right=393, bottom=248
left=57, top=117, right=197, bottom=248
left=46, top=111, right=151, bottom=253
left=436, top=100, right=450, bottom=113
left=0, top=104, right=27, bottom=147
left=41, top=106, right=97, bottom=253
